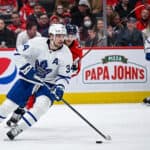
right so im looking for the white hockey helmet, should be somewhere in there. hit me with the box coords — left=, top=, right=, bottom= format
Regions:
left=48, top=24, right=67, bottom=35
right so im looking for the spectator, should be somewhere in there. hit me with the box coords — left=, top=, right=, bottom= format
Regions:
left=50, top=15, right=60, bottom=25
left=37, top=13, right=49, bottom=36
left=70, top=0, right=92, bottom=27
left=96, top=18, right=105, bottom=39
left=19, top=0, right=36, bottom=22
left=16, top=21, right=41, bottom=48
left=63, top=12, right=72, bottom=25
left=19, top=0, right=45, bottom=23
left=79, top=15, right=94, bottom=43
left=69, top=0, right=79, bottom=14
left=107, top=25, right=118, bottom=46
left=111, top=13, right=124, bottom=33
left=53, top=4, right=65, bottom=24
left=136, top=9, right=150, bottom=31
left=0, top=0, right=18, bottom=15
left=115, top=0, right=134, bottom=19
left=115, top=17, right=144, bottom=46
left=88, top=0, right=102, bottom=17
left=7, top=12, right=26, bottom=36
left=0, top=18, right=16, bottom=48
left=38, top=0, right=56, bottom=16
left=106, top=5, right=116, bottom=26
left=85, top=26, right=102, bottom=47
left=142, top=19, right=150, bottom=41
left=0, top=0, right=18, bottom=24
left=96, top=18, right=120, bottom=46
left=107, top=0, right=119, bottom=8
left=27, top=3, right=46, bottom=24
left=17, top=0, right=23, bottom=11
left=134, top=0, right=150, bottom=20
left=42, top=15, right=60, bottom=37
left=55, top=0, right=75, bottom=11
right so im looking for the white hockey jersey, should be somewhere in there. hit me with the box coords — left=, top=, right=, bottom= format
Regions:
left=14, top=37, right=73, bottom=88
left=144, top=37, right=150, bottom=53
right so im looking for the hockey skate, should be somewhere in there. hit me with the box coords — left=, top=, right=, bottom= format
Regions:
left=7, top=125, right=23, bottom=140
left=6, top=107, right=25, bottom=127
left=143, top=97, right=150, bottom=105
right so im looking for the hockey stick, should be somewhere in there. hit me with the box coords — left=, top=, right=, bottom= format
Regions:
left=71, top=37, right=106, bottom=77
left=61, top=98, right=111, bottom=141
left=35, top=77, right=111, bottom=141
left=77, top=37, right=106, bottom=63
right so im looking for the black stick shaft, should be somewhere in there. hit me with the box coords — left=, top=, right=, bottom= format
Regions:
left=62, top=98, right=108, bottom=140
left=40, top=73, right=110, bottom=140
left=78, top=49, right=92, bottom=63
left=77, top=38, right=105, bottom=63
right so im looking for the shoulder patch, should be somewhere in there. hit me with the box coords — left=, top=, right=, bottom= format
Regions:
left=23, top=44, right=29, bottom=51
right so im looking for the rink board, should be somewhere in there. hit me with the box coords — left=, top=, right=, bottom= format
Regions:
left=0, top=47, right=150, bottom=104
left=0, top=91, right=150, bottom=104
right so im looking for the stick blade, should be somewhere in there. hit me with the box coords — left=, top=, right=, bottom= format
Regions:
left=105, top=135, right=112, bottom=141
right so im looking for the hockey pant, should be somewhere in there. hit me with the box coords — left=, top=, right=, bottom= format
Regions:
left=0, top=79, right=54, bottom=124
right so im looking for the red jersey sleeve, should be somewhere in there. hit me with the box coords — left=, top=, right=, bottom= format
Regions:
left=69, top=40, right=82, bottom=61
left=69, top=40, right=83, bottom=77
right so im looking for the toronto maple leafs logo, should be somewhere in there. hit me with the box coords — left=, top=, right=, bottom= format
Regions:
left=35, top=60, right=52, bottom=78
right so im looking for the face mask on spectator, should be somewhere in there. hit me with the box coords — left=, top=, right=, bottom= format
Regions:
left=84, top=20, right=92, bottom=27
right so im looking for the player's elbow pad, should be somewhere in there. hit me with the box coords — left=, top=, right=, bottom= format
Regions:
left=146, top=53, right=150, bottom=61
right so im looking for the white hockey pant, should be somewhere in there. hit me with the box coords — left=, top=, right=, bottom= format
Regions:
left=0, top=99, right=18, bottom=123
left=17, top=95, right=51, bottom=131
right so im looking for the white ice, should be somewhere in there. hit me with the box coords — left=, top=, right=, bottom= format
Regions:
left=0, top=103, right=150, bottom=150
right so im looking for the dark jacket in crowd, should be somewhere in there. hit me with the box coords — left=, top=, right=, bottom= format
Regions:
left=85, top=34, right=100, bottom=47
left=115, top=27, right=144, bottom=46
left=0, top=27, right=16, bottom=48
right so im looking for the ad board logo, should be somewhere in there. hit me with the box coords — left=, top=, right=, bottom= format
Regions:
left=0, top=58, right=17, bottom=84
left=83, top=55, right=147, bottom=84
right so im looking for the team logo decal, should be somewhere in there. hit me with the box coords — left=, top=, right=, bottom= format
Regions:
left=83, top=55, right=147, bottom=84
left=35, top=60, right=52, bottom=78
left=0, top=58, right=17, bottom=84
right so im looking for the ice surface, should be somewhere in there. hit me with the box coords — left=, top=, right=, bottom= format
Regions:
left=0, top=103, right=150, bottom=150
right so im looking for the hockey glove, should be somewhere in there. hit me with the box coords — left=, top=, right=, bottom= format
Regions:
left=72, top=64, right=78, bottom=71
left=19, top=63, right=42, bottom=85
left=72, top=58, right=79, bottom=71
left=51, top=84, right=65, bottom=101
left=146, top=53, right=150, bottom=61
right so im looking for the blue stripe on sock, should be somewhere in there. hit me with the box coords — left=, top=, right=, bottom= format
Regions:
left=22, top=116, right=32, bottom=127
left=27, top=111, right=37, bottom=122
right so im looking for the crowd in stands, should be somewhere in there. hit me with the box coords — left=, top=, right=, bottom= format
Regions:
left=0, top=0, right=150, bottom=48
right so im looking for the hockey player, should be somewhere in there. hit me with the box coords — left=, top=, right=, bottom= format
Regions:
left=65, top=24, right=82, bottom=77
left=143, top=37, right=150, bottom=104
left=0, top=23, right=73, bottom=140
left=6, top=23, right=83, bottom=128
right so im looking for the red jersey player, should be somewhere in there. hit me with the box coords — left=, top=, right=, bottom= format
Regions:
left=65, top=24, right=82, bottom=77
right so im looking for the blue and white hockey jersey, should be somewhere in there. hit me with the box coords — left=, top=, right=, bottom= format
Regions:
left=14, top=37, right=73, bottom=88
left=144, top=37, right=150, bottom=61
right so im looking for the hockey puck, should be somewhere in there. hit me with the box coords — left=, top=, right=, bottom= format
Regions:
left=96, top=140, right=103, bottom=144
